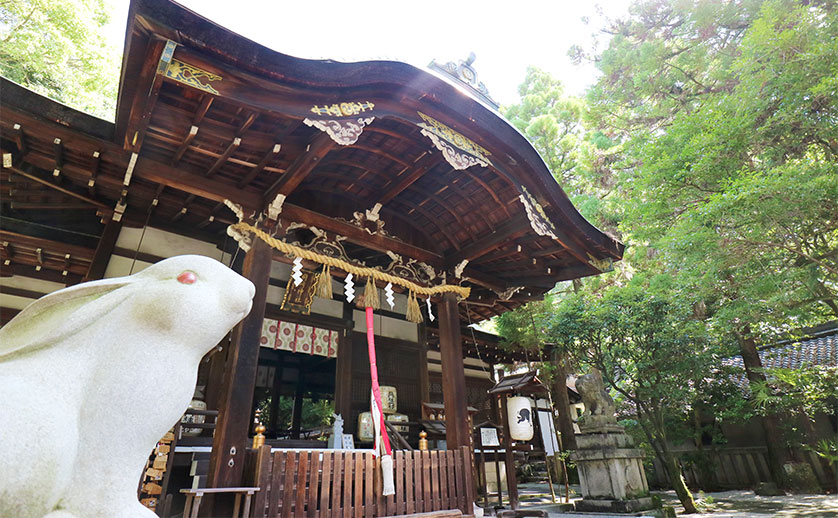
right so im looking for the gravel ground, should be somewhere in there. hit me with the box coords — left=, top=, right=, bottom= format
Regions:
left=509, top=483, right=838, bottom=517
left=657, top=489, right=838, bottom=517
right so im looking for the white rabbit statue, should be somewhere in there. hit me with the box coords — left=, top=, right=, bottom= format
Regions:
left=0, top=255, right=255, bottom=518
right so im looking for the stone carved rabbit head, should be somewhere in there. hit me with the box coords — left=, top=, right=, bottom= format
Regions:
left=0, top=255, right=255, bottom=518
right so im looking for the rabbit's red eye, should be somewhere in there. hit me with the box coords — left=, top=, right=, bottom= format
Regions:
left=177, top=271, right=197, bottom=284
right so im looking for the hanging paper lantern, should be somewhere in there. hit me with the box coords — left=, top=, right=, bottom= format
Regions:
left=386, top=413, right=409, bottom=433
left=507, top=396, right=534, bottom=441
left=380, top=385, right=397, bottom=414
left=357, top=411, right=375, bottom=442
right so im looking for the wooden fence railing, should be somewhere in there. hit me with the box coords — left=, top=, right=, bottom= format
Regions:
left=244, top=447, right=475, bottom=517
left=648, top=445, right=832, bottom=490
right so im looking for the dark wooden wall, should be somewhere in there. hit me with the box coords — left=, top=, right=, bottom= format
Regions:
left=429, top=372, right=495, bottom=425
left=349, top=332, right=424, bottom=443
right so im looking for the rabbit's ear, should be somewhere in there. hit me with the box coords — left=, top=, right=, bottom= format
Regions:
left=0, top=276, right=136, bottom=359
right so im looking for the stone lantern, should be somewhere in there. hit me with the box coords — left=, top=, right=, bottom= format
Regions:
left=571, top=370, right=655, bottom=514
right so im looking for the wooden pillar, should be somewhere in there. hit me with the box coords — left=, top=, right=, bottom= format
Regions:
left=438, top=292, right=470, bottom=449
left=334, top=301, right=354, bottom=421
left=206, top=238, right=272, bottom=489
left=82, top=217, right=121, bottom=282
left=499, top=395, right=519, bottom=509
left=550, top=348, right=577, bottom=451
left=418, top=322, right=430, bottom=405
left=290, top=368, right=305, bottom=439
left=268, top=355, right=284, bottom=436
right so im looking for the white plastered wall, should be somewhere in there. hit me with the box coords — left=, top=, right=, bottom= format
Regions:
left=427, top=350, right=493, bottom=380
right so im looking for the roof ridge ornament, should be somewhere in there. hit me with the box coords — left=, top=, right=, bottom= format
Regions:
left=429, top=53, right=499, bottom=109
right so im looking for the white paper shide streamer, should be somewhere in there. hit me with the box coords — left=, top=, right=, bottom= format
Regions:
left=426, top=297, right=435, bottom=322
left=344, top=273, right=355, bottom=302
left=291, top=257, right=304, bottom=286
left=384, top=282, right=395, bottom=309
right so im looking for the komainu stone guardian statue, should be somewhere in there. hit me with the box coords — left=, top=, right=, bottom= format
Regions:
left=571, top=369, right=654, bottom=514
left=0, top=256, right=255, bottom=518
left=575, top=369, right=619, bottom=432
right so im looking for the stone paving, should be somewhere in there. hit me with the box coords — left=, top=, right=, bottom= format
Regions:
left=497, top=483, right=838, bottom=517
left=657, top=489, right=838, bottom=517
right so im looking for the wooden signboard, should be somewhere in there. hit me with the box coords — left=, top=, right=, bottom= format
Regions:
left=280, top=269, right=318, bottom=314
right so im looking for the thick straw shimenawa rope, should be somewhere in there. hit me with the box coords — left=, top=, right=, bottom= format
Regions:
left=229, top=221, right=470, bottom=300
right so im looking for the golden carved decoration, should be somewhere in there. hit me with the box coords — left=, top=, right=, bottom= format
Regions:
left=310, top=101, right=375, bottom=118
left=519, top=186, right=559, bottom=239
left=587, top=254, right=614, bottom=273
left=165, top=59, right=222, bottom=95
left=417, top=112, right=492, bottom=169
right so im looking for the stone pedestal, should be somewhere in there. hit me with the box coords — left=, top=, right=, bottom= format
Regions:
left=571, top=421, right=654, bottom=514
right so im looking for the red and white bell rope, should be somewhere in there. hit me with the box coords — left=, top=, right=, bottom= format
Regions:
left=366, top=306, right=395, bottom=496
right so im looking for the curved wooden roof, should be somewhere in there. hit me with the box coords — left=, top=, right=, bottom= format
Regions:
left=0, top=0, right=622, bottom=321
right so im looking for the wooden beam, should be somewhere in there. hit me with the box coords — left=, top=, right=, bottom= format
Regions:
left=124, top=39, right=175, bottom=152
left=264, top=132, right=334, bottom=201
left=206, top=236, right=272, bottom=490
left=204, top=113, right=254, bottom=178
left=52, top=137, right=63, bottom=178
left=172, top=124, right=199, bottom=164
left=205, top=137, right=241, bottom=177
left=141, top=157, right=263, bottom=208
left=446, top=218, right=532, bottom=269
left=438, top=292, right=470, bottom=449
left=1, top=307, right=22, bottom=326
left=172, top=95, right=213, bottom=164
left=0, top=285, right=47, bottom=300
left=461, top=266, right=506, bottom=292
left=280, top=203, right=442, bottom=267
left=4, top=164, right=111, bottom=212
left=503, top=264, right=597, bottom=286
left=0, top=262, right=84, bottom=285
left=8, top=202, right=93, bottom=210
left=83, top=217, right=122, bottom=282
left=0, top=230, right=94, bottom=260
left=237, top=142, right=281, bottom=188
left=236, top=120, right=300, bottom=189
left=87, top=149, right=101, bottom=195
left=10, top=123, right=27, bottom=155
left=375, top=152, right=439, bottom=206
left=1, top=106, right=262, bottom=210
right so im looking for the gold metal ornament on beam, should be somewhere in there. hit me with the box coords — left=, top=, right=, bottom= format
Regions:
left=228, top=221, right=470, bottom=300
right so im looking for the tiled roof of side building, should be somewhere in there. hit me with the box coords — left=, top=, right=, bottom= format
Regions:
left=721, top=325, right=837, bottom=389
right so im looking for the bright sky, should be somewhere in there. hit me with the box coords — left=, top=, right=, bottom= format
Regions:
left=104, top=0, right=632, bottom=106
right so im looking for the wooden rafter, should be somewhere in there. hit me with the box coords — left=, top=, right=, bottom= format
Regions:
left=264, top=132, right=334, bottom=202
left=375, top=152, right=440, bottom=206
left=205, top=110, right=256, bottom=178
left=390, top=198, right=460, bottom=252
left=204, top=137, right=241, bottom=177
left=171, top=95, right=213, bottom=164
left=5, top=163, right=111, bottom=213
left=445, top=218, right=531, bottom=268
left=461, top=169, right=514, bottom=218
left=124, top=38, right=176, bottom=153
left=504, top=264, right=598, bottom=286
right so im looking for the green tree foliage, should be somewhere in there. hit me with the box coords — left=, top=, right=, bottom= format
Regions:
left=501, top=67, right=623, bottom=233
left=616, top=0, right=838, bottom=334
left=0, top=0, right=119, bottom=119
left=498, top=0, right=837, bottom=499
left=551, top=274, right=709, bottom=513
